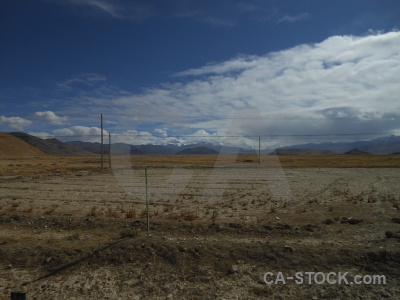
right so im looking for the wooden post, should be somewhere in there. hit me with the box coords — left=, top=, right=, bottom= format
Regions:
left=259, top=136, right=261, bottom=164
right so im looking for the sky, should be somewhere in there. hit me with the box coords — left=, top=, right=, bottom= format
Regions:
left=1, top=0, right=400, bottom=149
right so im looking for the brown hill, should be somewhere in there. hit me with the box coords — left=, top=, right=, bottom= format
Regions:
left=0, top=132, right=46, bottom=156
left=9, top=132, right=95, bottom=156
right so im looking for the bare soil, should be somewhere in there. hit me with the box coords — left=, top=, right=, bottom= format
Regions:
left=0, top=156, right=399, bottom=299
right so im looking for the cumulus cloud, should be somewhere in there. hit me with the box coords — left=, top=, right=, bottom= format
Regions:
left=113, top=31, right=400, bottom=147
left=112, top=130, right=162, bottom=145
left=35, top=111, right=68, bottom=125
left=52, top=31, right=400, bottom=148
left=53, top=126, right=108, bottom=142
left=0, top=116, right=32, bottom=130
left=154, top=128, right=168, bottom=137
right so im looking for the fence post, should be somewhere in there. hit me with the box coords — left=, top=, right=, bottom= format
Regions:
left=108, top=132, right=112, bottom=168
left=145, top=167, right=150, bottom=237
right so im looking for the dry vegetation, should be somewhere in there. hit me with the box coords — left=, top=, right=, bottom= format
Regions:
left=0, top=155, right=101, bottom=176
left=132, top=154, right=400, bottom=168
left=1, top=154, right=400, bottom=176
left=0, top=155, right=399, bottom=299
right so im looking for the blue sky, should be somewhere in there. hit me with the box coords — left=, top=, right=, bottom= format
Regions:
left=1, top=0, right=400, bottom=148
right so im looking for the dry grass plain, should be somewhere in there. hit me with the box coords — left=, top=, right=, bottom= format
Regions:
left=0, top=155, right=399, bottom=299
left=1, top=154, right=400, bottom=176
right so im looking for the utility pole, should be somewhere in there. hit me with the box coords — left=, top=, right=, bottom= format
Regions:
left=109, top=132, right=112, bottom=168
left=259, top=136, right=261, bottom=164
left=100, top=114, right=104, bottom=170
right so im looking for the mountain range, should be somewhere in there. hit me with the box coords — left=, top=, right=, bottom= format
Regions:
left=277, top=135, right=400, bottom=154
left=66, top=140, right=257, bottom=155
left=66, top=135, right=400, bottom=155
left=1, top=131, right=400, bottom=156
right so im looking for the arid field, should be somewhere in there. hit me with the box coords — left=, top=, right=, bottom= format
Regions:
left=0, top=155, right=399, bottom=299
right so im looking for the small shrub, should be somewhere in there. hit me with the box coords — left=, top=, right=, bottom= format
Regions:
left=106, top=207, right=118, bottom=218
left=140, top=209, right=147, bottom=218
left=87, top=206, right=100, bottom=217
left=211, top=209, right=219, bottom=221
left=126, top=207, right=136, bottom=218
left=120, top=229, right=137, bottom=239
left=168, top=213, right=180, bottom=220
left=181, top=211, right=197, bottom=221
left=67, top=233, right=80, bottom=240
left=163, top=205, right=172, bottom=213
left=44, top=207, right=55, bottom=215
left=11, top=201, right=20, bottom=208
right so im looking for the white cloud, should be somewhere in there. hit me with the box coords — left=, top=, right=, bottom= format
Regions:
left=154, top=128, right=168, bottom=137
left=50, top=0, right=154, bottom=21
left=0, top=116, right=32, bottom=130
left=50, top=31, right=400, bottom=148
left=58, top=0, right=122, bottom=18
left=192, top=129, right=212, bottom=136
left=35, top=111, right=68, bottom=125
left=278, top=13, right=309, bottom=24
left=28, top=132, right=53, bottom=139
left=57, top=73, right=106, bottom=90
left=172, top=4, right=237, bottom=28
left=53, top=126, right=108, bottom=142
left=112, top=130, right=160, bottom=145
left=175, top=55, right=260, bottom=77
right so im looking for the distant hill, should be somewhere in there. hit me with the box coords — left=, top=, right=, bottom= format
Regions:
left=9, top=132, right=95, bottom=156
left=65, top=141, right=103, bottom=154
left=0, top=132, right=45, bottom=156
left=67, top=141, right=256, bottom=155
left=67, top=141, right=144, bottom=155
left=273, top=148, right=337, bottom=155
left=343, top=148, right=371, bottom=155
left=175, top=146, right=219, bottom=155
left=67, top=141, right=170, bottom=155
left=60, top=134, right=400, bottom=155
left=278, top=135, right=400, bottom=154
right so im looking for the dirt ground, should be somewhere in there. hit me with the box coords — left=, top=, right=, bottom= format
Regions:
left=0, top=156, right=399, bottom=299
